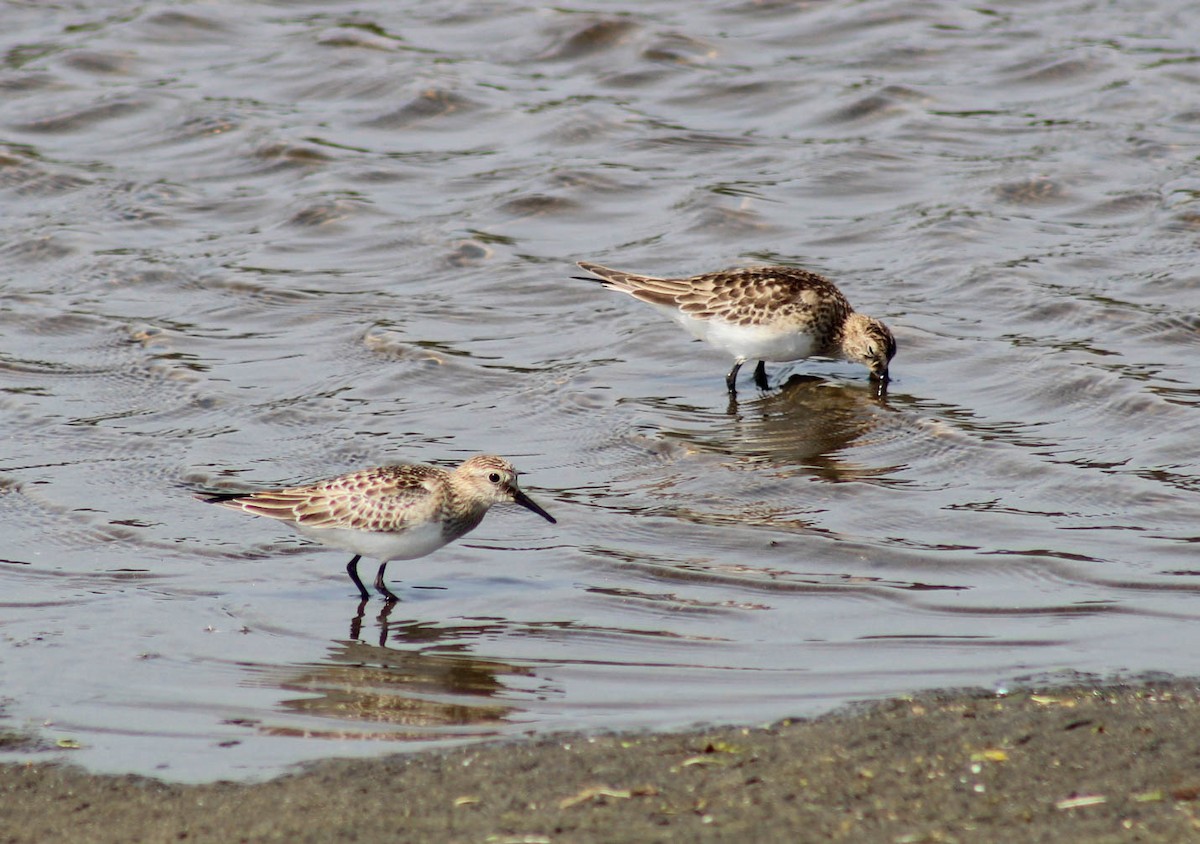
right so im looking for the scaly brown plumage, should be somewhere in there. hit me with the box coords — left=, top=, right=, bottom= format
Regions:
left=576, top=261, right=896, bottom=392
left=199, top=455, right=555, bottom=602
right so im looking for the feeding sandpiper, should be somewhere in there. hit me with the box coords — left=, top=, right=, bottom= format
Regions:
left=575, top=261, right=896, bottom=392
left=198, top=455, right=555, bottom=602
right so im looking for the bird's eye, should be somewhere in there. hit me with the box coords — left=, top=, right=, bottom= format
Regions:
left=488, top=472, right=502, bottom=484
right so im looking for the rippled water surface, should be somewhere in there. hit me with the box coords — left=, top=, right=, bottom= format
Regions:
left=2, top=0, right=1199, bottom=781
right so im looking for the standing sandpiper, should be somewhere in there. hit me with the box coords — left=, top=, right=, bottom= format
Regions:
left=575, top=261, right=896, bottom=392
left=198, top=455, right=555, bottom=602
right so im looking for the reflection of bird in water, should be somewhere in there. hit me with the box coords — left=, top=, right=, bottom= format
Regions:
left=575, top=261, right=896, bottom=394
left=257, top=632, right=536, bottom=740
left=662, top=375, right=899, bottom=479
left=198, top=455, right=555, bottom=602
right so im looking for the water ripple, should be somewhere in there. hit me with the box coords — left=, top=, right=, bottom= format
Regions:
left=1, top=0, right=1198, bottom=781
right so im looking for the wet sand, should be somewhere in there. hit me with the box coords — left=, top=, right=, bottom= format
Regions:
left=4, top=680, right=1199, bottom=843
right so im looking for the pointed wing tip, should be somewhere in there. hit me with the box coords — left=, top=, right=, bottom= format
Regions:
left=195, top=490, right=245, bottom=506
left=574, top=261, right=607, bottom=278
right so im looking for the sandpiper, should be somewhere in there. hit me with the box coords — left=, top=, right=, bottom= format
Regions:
left=198, top=455, right=555, bottom=602
left=575, top=261, right=896, bottom=392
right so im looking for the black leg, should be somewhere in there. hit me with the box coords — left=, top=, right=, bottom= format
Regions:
left=753, top=360, right=769, bottom=390
left=374, top=561, right=400, bottom=603
left=346, top=555, right=369, bottom=600
left=726, top=359, right=744, bottom=393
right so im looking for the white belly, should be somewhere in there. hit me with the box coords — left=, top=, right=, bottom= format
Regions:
left=294, top=520, right=449, bottom=561
left=667, top=309, right=818, bottom=362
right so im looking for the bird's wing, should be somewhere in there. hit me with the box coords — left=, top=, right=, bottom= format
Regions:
left=576, top=262, right=706, bottom=309
left=673, top=268, right=820, bottom=325
left=579, top=263, right=848, bottom=326
left=204, top=466, right=440, bottom=532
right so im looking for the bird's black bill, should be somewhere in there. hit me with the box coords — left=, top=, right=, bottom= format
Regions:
left=513, top=489, right=556, bottom=524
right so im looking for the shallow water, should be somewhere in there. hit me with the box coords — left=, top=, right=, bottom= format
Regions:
left=1, top=0, right=1199, bottom=782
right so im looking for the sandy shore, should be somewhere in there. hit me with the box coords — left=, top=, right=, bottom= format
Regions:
left=4, top=680, right=1200, bottom=843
